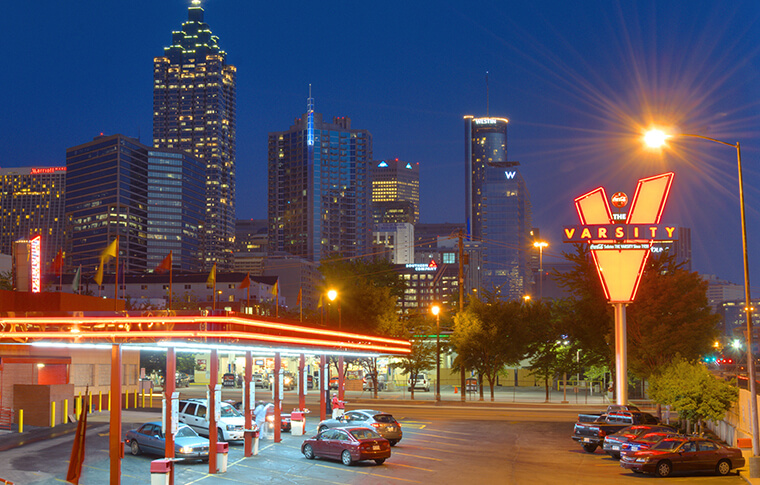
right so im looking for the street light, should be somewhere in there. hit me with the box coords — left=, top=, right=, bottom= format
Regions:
left=327, top=289, right=344, bottom=401
left=431, top=304, right=441, bottom=402
left=533, top=241, right=548, bottom=299
left=645, top=128, right=759, bottom=457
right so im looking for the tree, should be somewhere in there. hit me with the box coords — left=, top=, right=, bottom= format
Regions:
left=451, top=296, right=528, bottom=401
left=649, top=357, right=738, bottom=433
left=393, top=315, right=436, bottom=400
left=626, top=255, right=720, bottom=380
left=0, top=270, right=12, bottom=290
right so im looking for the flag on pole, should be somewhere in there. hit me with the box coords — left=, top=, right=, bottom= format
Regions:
left=206, top=263, right=217, bottom=289
left=94, top=259, right=105, bottom=286
left=317, top=294, right=323, bottom=308
left=297, top=287, right=302, bottom=305
left=238, top=272, right=250, bottom=290
left=66, top=389, right=89, bottom=484
left=101, top=237, right=119, bottom=260
left=270, top=280, right=278, bottom=296
left=71, top=266, right=81, bottom=293
left=155, top=251, right=172, bottom=273
left=52, top=249, right=64, bottom=276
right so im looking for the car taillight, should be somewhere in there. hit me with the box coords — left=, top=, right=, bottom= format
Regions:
left=598, top=429, right=606, bottom=437
left=371, top=423, right=381, bottom=428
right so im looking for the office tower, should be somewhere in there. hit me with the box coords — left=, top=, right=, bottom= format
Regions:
left=66, top=134, right=149, bottom=273
left=373, top=223, right=414, bottom=264
left=234, top=219, right=268, bottom=274
left=370, top=159, right=419, bottom=224
left=147, top=149, right=205, bottom=272
left=464, top=116, right=532, bottom=300
left=268, top=94, right=372, bottom=262
left=153, top=1, right=237, bottom=271
left=0, top=167, right=66, bottom=272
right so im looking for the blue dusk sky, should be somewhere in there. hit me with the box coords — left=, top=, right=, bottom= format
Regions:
left=1, top=1, right=759, bottom=290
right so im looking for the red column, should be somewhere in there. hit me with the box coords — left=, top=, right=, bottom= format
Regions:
left=319, top=355, right=327, bottom=421
left=244, top=351, right=253, bottom=457
left=165, top=347, right=176, bottom=484
left=209, top=349, right=218, bottom=474
left=298, top=353, right=306, bottom=411
left=109, top=344, right=122, bottom=485
left=274, top=352, right=281, bottom=443
left=338, top=356, right=345, bottom=402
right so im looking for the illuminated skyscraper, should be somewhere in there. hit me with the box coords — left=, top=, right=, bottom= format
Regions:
left=369, top=159, right=419, bottom=224
left=464, top=116, right=532, bottom=300
left=0, top=167, right=66, bottom=272
left=268, top=95, right=372, bottom=262
left=153, top=1, right=236, bottom=270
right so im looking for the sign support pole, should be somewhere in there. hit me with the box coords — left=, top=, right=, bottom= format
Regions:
left=613, top=302, right=628, bottom=405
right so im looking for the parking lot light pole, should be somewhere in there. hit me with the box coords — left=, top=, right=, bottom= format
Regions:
left=432, top=304, right=441, bottom=402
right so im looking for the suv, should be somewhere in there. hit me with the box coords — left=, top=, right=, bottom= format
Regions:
left=407, top=373, right=430, bottom=392
left=178, top=399, right=246, bottom=441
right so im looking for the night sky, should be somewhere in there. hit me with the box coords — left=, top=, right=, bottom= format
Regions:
left=2, top=1, right=759, bottom=291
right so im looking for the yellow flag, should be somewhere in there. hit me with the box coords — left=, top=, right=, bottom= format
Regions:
left=101, top=237, right=119, bottom=260
left=94, top=258, right=105, bottom=286
left=206, top=263, right=216, bottom=289
left=317, top=294, right=323, bottom=308
left=270, top=281, right=278, bottom=296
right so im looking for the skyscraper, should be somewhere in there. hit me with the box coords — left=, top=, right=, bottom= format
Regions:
left=268, top=94, right=372, bottom=262
left=0, top=166, right=66, bottom=272
left=65, top=134, right=149, bottom=273
left=465, top=116, right=532, bottom=300
left=369, top=159, right=420, bottom=224
left=147, top=149, right=205, bottom=272
left=153, top=0, right=236, bottom=270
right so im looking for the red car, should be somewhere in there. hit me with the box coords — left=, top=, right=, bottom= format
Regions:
left=620, top=431, right=677, bottom=455
left=301, top=426, right=391, bottom=466
left=620, top=436, right=744, bottom=477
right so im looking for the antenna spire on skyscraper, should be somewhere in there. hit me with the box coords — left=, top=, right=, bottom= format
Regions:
left=486, top=71, right=489, bottom=117
left=307, top=84, right=315, bottom=147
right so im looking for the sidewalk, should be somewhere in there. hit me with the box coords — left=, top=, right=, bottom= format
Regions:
left=740, top=449, right=760, bottom=485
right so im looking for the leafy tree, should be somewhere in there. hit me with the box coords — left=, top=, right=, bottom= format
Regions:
left=393, top=315, right=436, bottom=400
left=649, top=357, right=738, bottom=433
left=0, top=270, right=12, bottom=290
left=626, top=255, right=719, bottom=379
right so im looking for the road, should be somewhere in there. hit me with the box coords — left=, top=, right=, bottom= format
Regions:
left=0, top=400, right=746, bottom=484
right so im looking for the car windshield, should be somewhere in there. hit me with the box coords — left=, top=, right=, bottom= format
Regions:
left=220, top=404, right=241, bottom=417
left=415, top=374, right=426, bottom=379
left=651, top=440, right=683, bottom=451
left=176, top=426, right=198, bottom=438
left=640, top=434, right=667, bottom=443
left=373, top=414, right=395, bottom=423
left=350, top=428, right=382, bottom=440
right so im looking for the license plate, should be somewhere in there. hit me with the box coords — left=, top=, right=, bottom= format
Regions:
left=373, top=445, right=380, bottom=450
left=387, top=427, right=395, bottom=431
left=583, top=438, right=591, bottom=443
left=612, top=446, right=619, bottom=450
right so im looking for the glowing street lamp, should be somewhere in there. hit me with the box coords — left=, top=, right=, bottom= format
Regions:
left=644, top=128, right=759, bottom=457
left=533, top=241, right=548, bottom=299
left=431, top=304, right=441, bottom=402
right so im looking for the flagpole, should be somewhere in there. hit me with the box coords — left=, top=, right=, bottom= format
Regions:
left=246, top=286, right=250, bottom=312
left=275, top=282, right=279, bottom=319
left=113, top=236, right=119, bottom=305
left=169, top=251, right=173, bottom=311
left=299, top=287, right=303, bottom=322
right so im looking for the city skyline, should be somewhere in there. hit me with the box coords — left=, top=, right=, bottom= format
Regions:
left=1, top=0, right=759, bottom=288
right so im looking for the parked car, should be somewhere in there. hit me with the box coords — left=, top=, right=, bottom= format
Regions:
left=177, top=398, right=246, bottom=441
left=620, top=436, right=744, bottom=477
left=222, top=373, right=237, bottom=388
left=329, top=376, right=339, bottom=390
left=572, top=411, right=660, bottom=453
left=317, top=409, right=402, bottom=446
left=254, top=402, right=292, bottom=432
left=175, top=372, right=190, bottom=388
left=267, top=372, right=296, bottom=391
left=125, top=421, right=209, bottom=460
left=602, top=424, right=677, bottom=459
left=620, top=431, right=679, bottom=455
left=301, top=427, right=391, bottom=466
left=252, top=372, right=266, bottom=389
left=363, top=374, right=386, bottom=391
left=578, top=404, right=641, bottom=423
left=407, top=373, right=430, bottom=392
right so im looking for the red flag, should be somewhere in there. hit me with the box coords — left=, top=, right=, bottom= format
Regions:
left=238, top=273, right=250, bottom=290
left=66, top=391, right=89, bottom=484
left=155, top=251, right=172, bottom=274
left=51, top=249, right=64, bottom=276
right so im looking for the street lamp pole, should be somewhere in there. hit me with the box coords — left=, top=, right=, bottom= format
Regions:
left=533, top=241, right=548, bottom=299
left=646, top=130, right=758, bottom=457
left=432, top=304, right=441, bottom=402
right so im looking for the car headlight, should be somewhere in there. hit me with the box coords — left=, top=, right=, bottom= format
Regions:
left=635, top=457, right=649, bottom=463
left=226, top=424, right=237, bottom=431
left=179, top=446, right=192, bottom=454
left=266, top=415, right=274, bottom=423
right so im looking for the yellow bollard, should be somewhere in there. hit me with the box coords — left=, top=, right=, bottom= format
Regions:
left=89, top=392, right=92, bottom=413
left=108, top=390, right=111, bottom=412
left=51, top=402, right=56, bottom=428
left=150, top=390, right=153, bottom=408
left=78, top=393, right=82, bottom=417
left=99, top=390, right=103, bottom=412
left=125, top=389, right=129, bottom=410
left=141, top=389, right=145, bottom=408
left=64, top=399, right=69, bottom=424
left=134, top=389, right=138, bottom=409
left=19, top=409, right=23, bottom=433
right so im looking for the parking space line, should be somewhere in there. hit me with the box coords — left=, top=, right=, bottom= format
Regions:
left=313, top=463, right=422, bottom=483
left=399, top=444, right=460, bottom=454
left=406, top=432, right=469, bottom=442
left=393, top=452, right=442, bottom=461
left=386, top=462, right=434, bottom=472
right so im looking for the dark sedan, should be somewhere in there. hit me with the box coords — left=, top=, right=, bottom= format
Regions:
left=318, top=409, right=402, bottom=446
left=125, top=421, right=209, bottom=460
left=602, top=424, right=677, bottom=459
left=620, top=436, right=744, bottom=477
left=620, top=431, right=677, bottom=455
left=301, top=427, right=391, bottom=466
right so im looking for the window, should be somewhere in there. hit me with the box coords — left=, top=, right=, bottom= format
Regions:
left=698, top=441, right=718, bottom=451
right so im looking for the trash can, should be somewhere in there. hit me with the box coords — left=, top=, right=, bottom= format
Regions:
left=150, top=458, right=172, bottom=485
left=216, top=442, right=229, bottom=473
left=291, top=411, right=305, bottom=436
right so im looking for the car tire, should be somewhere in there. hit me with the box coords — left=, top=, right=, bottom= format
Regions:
left=303, top=444, right=315, bottom=460
left=319, top=425, right=328, bottom=432
left=582, top=443, right=597, bottom=453
left=716, top=459, right=731, bottom=476
left=341, top=450, right=353, bottom=466
left=130, top=440, right=141, bottom=455
left=375, top=459, right=386, bottom=465
left=388, top=440, right=398, bottom=446
left=655, top=460, right=672, bottom=477
left=217, top=428, right=225, bottom=441
left=611, top=452, right=620, bottom=460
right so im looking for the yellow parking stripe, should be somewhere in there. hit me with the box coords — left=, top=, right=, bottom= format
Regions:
left=399, top=444, right=460, bottom=454
left=386, top=462, right=434, bottom=472
left=314, top=463, right=422, bottom=483
left=393, top=451, right=442, bottom=461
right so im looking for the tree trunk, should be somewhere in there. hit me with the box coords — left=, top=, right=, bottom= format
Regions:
left=488, top=372, right=496, bottom=401
left=545, top=377, right=550, bottom=402
left=478, top=374, right=484, bottom=401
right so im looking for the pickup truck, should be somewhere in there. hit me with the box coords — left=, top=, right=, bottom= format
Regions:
left=577, top=404, right=640, bottom=423
left=572, top=411, right=659, bottom=453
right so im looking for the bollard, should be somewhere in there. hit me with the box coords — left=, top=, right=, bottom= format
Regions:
left=254, top=429, right=260, bottom=456
left=99, top=391, right=103, bottom=412
left=76, top=396, right=81, bottom=419
left=51, top=402, right=56, bottom=428
left=125, top=390, right=129, bottom=410
left=150, top=390, right=153, bottom=408
left=216, top=442, right=229, bottom=473
left=134, top=389, right=138, bottom=409
left=108, top=390, right=111, bottom=412
left=19, top=409, right=23, bottom=433
left=291, top=411, right=305, bottom=436
left=64, top=399, right=69, bottom=424
left=89, top=392, right=92, bottom=413
left=142, top=389, right=145, bottom=408
left=150, top=458, right=172, bottom=485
